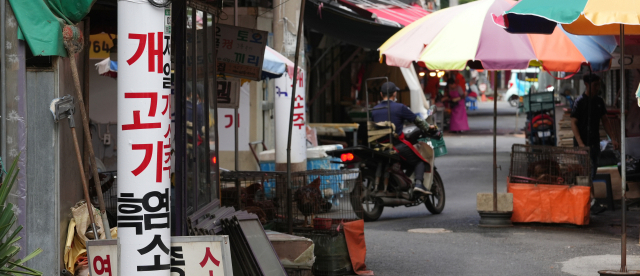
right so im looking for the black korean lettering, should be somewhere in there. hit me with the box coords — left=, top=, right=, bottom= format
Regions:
left=144, top=212, right=170, bottom=230
left=142, top=189, right=169, bottom=212
left=170, top=246, right=185, bottom=276
left=136, top=255, right=171, bottom=272
left=118, top=193, right=144, bottom=234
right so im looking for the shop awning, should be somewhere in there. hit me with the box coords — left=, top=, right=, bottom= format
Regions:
left=263, top=46, right=302, bottom=80
left=366, top=5, right=430, bottom=27
left=305, top=0, right=401, bottom=49
left=8, top=0, right=95, bottom=57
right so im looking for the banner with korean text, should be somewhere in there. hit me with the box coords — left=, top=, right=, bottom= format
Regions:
left=274, top=71, right=306, bottom=165
left=117, top=1, right=172, bottom=275
left=215, top=24, right=267, bottom=81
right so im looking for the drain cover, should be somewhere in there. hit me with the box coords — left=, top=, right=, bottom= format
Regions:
left=408, top=228, right=451, bottom=234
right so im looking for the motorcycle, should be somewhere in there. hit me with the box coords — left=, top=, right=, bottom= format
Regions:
left=327, top=107, right=445, bottom=221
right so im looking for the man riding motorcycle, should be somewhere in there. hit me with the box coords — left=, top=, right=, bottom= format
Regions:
left=371, top=82, right=439, bottom=195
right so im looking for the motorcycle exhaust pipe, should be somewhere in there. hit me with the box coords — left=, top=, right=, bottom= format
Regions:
left=379, top=197, right=413, bottom=207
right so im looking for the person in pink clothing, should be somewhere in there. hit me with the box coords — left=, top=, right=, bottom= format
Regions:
left=442, top=78, right=470, bottom=133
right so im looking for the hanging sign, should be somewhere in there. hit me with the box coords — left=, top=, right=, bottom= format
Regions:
left=215, top=24, right=267, bottom=81
left=87, top=236, right=233, bottom=275
left=117, top=1, right=172, bottom=275
left=212, top=77, right=240, bottom=109
left=611, top=53, right=640, bottom=69
left=89, top=33, right=116, bottom=59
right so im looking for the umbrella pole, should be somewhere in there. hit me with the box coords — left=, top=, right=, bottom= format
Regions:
left=493, top=71, right=498, bottom=212
left=286, top=0, right=306, bottom=234
left=620, top=24, right=628, bottom=273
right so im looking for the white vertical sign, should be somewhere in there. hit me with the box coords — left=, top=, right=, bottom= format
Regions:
left=274, top=71, right=307, bottom=164
left=118, top=1, right=172, bottom=275
left=218, top=82, right=250, bottom=151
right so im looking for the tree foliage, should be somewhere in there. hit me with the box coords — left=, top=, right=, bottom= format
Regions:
left=0, top=155, right=42, bottom=276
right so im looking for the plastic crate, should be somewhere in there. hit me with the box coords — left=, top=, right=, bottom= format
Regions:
left=523, top=92, right=555, bottom=112
left=418, top=137, right=448, bottom=157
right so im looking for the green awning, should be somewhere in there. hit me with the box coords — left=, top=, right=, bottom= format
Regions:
left=8, top=0, right=95, bottom=57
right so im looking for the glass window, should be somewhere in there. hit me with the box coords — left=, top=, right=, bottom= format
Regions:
left=182, top=5, right=216, bottom=217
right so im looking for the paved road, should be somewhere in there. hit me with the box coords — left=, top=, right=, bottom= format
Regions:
left=363, top=103, right=640, bottom=276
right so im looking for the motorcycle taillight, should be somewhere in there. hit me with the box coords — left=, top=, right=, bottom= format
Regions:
left=340, top=153, right=354, bottom=162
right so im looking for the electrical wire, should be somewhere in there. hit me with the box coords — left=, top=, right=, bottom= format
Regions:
left=148, top=0, right=172, bottom=8
left=257, top=0, right=294, bottom=17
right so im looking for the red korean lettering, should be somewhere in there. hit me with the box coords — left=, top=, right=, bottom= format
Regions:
left=156, top=141, right=163, bottom=182
left=200, top=247, right=221, bottom=267
left=224, top=115, right=233, bottom=128
left=93, top=255, right=112, bottom=276
left=156, top=140, right=171, bottom=182
left=122, top=93, right=161, bottom=131
left=164, top=125, right=171, bottom=138
left=127, top=33, right=147, bottom=66
left=295, top=94, right=304, bottom=101
left=148, top=32, right=164, bottom=73
left=221, top=39, right=233, bottom=49
left=294, top=123, right=305, bottom=130
left=293, top=113, right=304, bottom=122
left=224, top=113, right=240, bottom=128
left=131, top=144, right=153, bottom=176
left=161, top=95, right=169, bottom=115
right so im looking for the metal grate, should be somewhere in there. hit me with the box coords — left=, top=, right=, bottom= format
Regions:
left=509, top=144, right=591, bottom=185
left=220, top=171, right=285, bottom=225
left=93, top=171, right=118, bottom=224
left=280, top=169, right=362, bottom=232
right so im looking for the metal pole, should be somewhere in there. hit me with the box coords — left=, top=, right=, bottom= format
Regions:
left=174, top=0, right=186, bottom=236
left=234, top=0, right=238, bottom=26
left=1, top=0, right=6, bottom=174
left=235, top=108, right=239, bottom=171
left=493, top=71, right=498, bottom=212
left=203, top=13, right=212, bottom=204
left=287, top=0, right=306, bottom=234
left=620, top=24, right=627, bottom=273
left=191, top=7, right=199, bottom=212
left=212, top=11, right=220, bottom=200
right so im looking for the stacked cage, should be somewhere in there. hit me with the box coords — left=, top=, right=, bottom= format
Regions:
left=278, top=169, right=363, bottom=232
left=219, top=171, right=285, bottom=225
left=509, top=144, right=591, bottom=185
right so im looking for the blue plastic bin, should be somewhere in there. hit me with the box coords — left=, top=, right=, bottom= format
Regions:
left=258, top=145, right=344, bottom=199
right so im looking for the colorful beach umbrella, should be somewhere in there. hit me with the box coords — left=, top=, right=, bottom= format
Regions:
left=379, top=0, right=616, bottom=72
left=502, top=1, right=640, bottom=274
left=501, top=0, right=640, bottom=35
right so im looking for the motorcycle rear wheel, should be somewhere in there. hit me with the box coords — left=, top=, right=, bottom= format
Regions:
left=351, top=170, right=384, bottom=221
left=508, top=95, right=519, bottom=107
left=425, top=170, right=445, bottom=214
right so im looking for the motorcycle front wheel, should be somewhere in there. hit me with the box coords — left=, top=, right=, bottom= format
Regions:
left=424, top=170, right=445, bottom=214
left=351, top=170, right=384, bottom=221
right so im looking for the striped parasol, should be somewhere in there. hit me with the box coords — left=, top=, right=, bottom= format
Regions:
left=379, top=0, right=616, bottom=72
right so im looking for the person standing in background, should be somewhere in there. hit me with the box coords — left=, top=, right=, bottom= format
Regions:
left=571, top=74, right=618, bottom=214
left=447, top=71, right=467, bottom=97
left=442, top=78, right=469, bottom=133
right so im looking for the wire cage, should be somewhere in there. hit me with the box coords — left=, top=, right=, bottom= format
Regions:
left=278, top=169, right=363, bottom=232
left=219, top=171, right=285, bottom=225
left=93, top=171, right=118, bottom=224
left=509, top=144, right=591, bottom=185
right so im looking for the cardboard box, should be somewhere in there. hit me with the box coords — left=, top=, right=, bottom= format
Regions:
left=596, top=167, right=622, bottom=200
